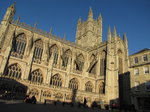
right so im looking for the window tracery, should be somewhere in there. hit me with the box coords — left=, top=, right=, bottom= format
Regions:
left=5, top=63, right=22, bottom=79
left=28, top=69, right=43, bottom=84
left=33, top=40, right=43, bottom=64
left=85, top=81, right=93, bottom=92
left=100, top=51, right=106, bottom=76
left=49, top=45, right=58, bottom=65
left=69, top=78, right=78, bottom=90
left=75, top=54, right=84, bottom=71
left=11, top=33, right=26, bottom=59
left=62, top=49, right=72, bottom=67
left=54, top=92, right=63, bottom=99
left=43, top=91, right=51, bottom=98
left=29, top=89, right=39, bottom=96
left=50, top=74, right=62, bottom=87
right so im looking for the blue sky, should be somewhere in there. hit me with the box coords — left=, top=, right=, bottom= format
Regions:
left=0, top=0, right=150, bottom=55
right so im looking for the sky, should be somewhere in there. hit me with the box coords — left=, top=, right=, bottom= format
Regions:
left=0, top=0, right=150, bottom=55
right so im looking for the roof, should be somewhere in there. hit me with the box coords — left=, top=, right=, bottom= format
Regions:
left=130, top=48, right=150, bottom=56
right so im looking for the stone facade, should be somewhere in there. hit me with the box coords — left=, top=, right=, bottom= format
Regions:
left=0, top=3, right=129, bottom=106
left=129, top=49, right=150, bottom=110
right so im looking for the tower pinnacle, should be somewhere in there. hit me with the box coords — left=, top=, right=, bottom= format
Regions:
left=98, top=14, right=102, bottom=20
left=88, top=7, right=93, bottom=21
left=113, top=26, right=117, bottom=38
left=78, top=17, right=82, bottom=24
left=107, top=26, right=111, bottom=42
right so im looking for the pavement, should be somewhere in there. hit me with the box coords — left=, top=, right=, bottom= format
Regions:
left=0, top=99, right=116, bottom=112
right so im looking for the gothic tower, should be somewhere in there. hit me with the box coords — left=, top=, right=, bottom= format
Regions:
left=76, top=8, right=102, bottom=48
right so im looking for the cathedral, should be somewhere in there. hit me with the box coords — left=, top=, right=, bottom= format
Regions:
left=0, top=3, right=129, bottom=106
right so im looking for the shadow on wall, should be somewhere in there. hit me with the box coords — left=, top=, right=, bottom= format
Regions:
left=110, top=71, right=150, bottom=111
left=0, top=77, right=27, bottom=100
left=129, top=80, right=150, bottom=111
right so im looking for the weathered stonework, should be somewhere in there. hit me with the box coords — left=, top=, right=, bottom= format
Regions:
left=0, top=3, right=129, bottom=106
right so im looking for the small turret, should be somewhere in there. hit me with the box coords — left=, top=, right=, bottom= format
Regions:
left=107, top=26, right=111, bottom=43
left=88, top=7, right=93, bottom=21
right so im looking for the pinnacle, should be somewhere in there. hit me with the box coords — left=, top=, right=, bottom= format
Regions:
left=88, top=7, right=93, bottom=18
left=98, top=13, right=102, bottom=20
left=123, top=33, right=127, bottom=40
left=108, top=26, right=111, bottom=34
left=113, top=26, right=117, bottom=37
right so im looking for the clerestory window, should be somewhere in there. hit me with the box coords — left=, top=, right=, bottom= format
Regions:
left=33, top=40, right=43, bottom=64
left=11, top=33, right=26, bottom=59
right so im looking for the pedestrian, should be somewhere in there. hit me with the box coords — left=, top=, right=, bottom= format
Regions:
left=84, top=97, right=87, bottom=107
left=44, top=99, right=46, bottom=105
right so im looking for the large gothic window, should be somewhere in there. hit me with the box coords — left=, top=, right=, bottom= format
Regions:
left=11, top=33, right=26, bottom=59
left=85, top=81, right=93, bottom=92
left=75, top=54, right=84, bottom=71
left=62, top=49, right=72, bottom=67
left=33, top=40, right=43, bottom=64
left=28, top=69, right=43, bottom=84
left=49, top=45, right=59, bottom=65
left=50, top=74, right=62, bottom=87
left=100, top=51, right=106, bottom=76
left=118, top=50, right=123, bottom=74
left=5, top=63, right=22, bottom=79
left=69, top=78, right=79, bottom=90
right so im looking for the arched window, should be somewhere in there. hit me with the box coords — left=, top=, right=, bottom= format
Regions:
left=28, top=69, right=43, bottom=84
left=33, top=40, right=43, bottom=64
left=75, top=54, right=84, bottom=71
left=99, top=82, right=105, bottom=94
left=50, top=45, right=58, bottom=65
left=85, top=81, right=93, bottom=92
left=118, top=50, right=123, bottom=74
left=11, top=33, right=26, bottom=59
left=69, top=78, right=78, bottom=90
left=62, top=49, right=72, bottom=67
left=55, top=92, right=63, bottom=99
left=100, top=51, right=106, bottom=76
left=5, top=63, right=22, bottom=79
left=43, top=91, right=51, bottom=98
left=50, top=74, right=62, bottom=87
left=29, top=89, right=39, bottom=96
